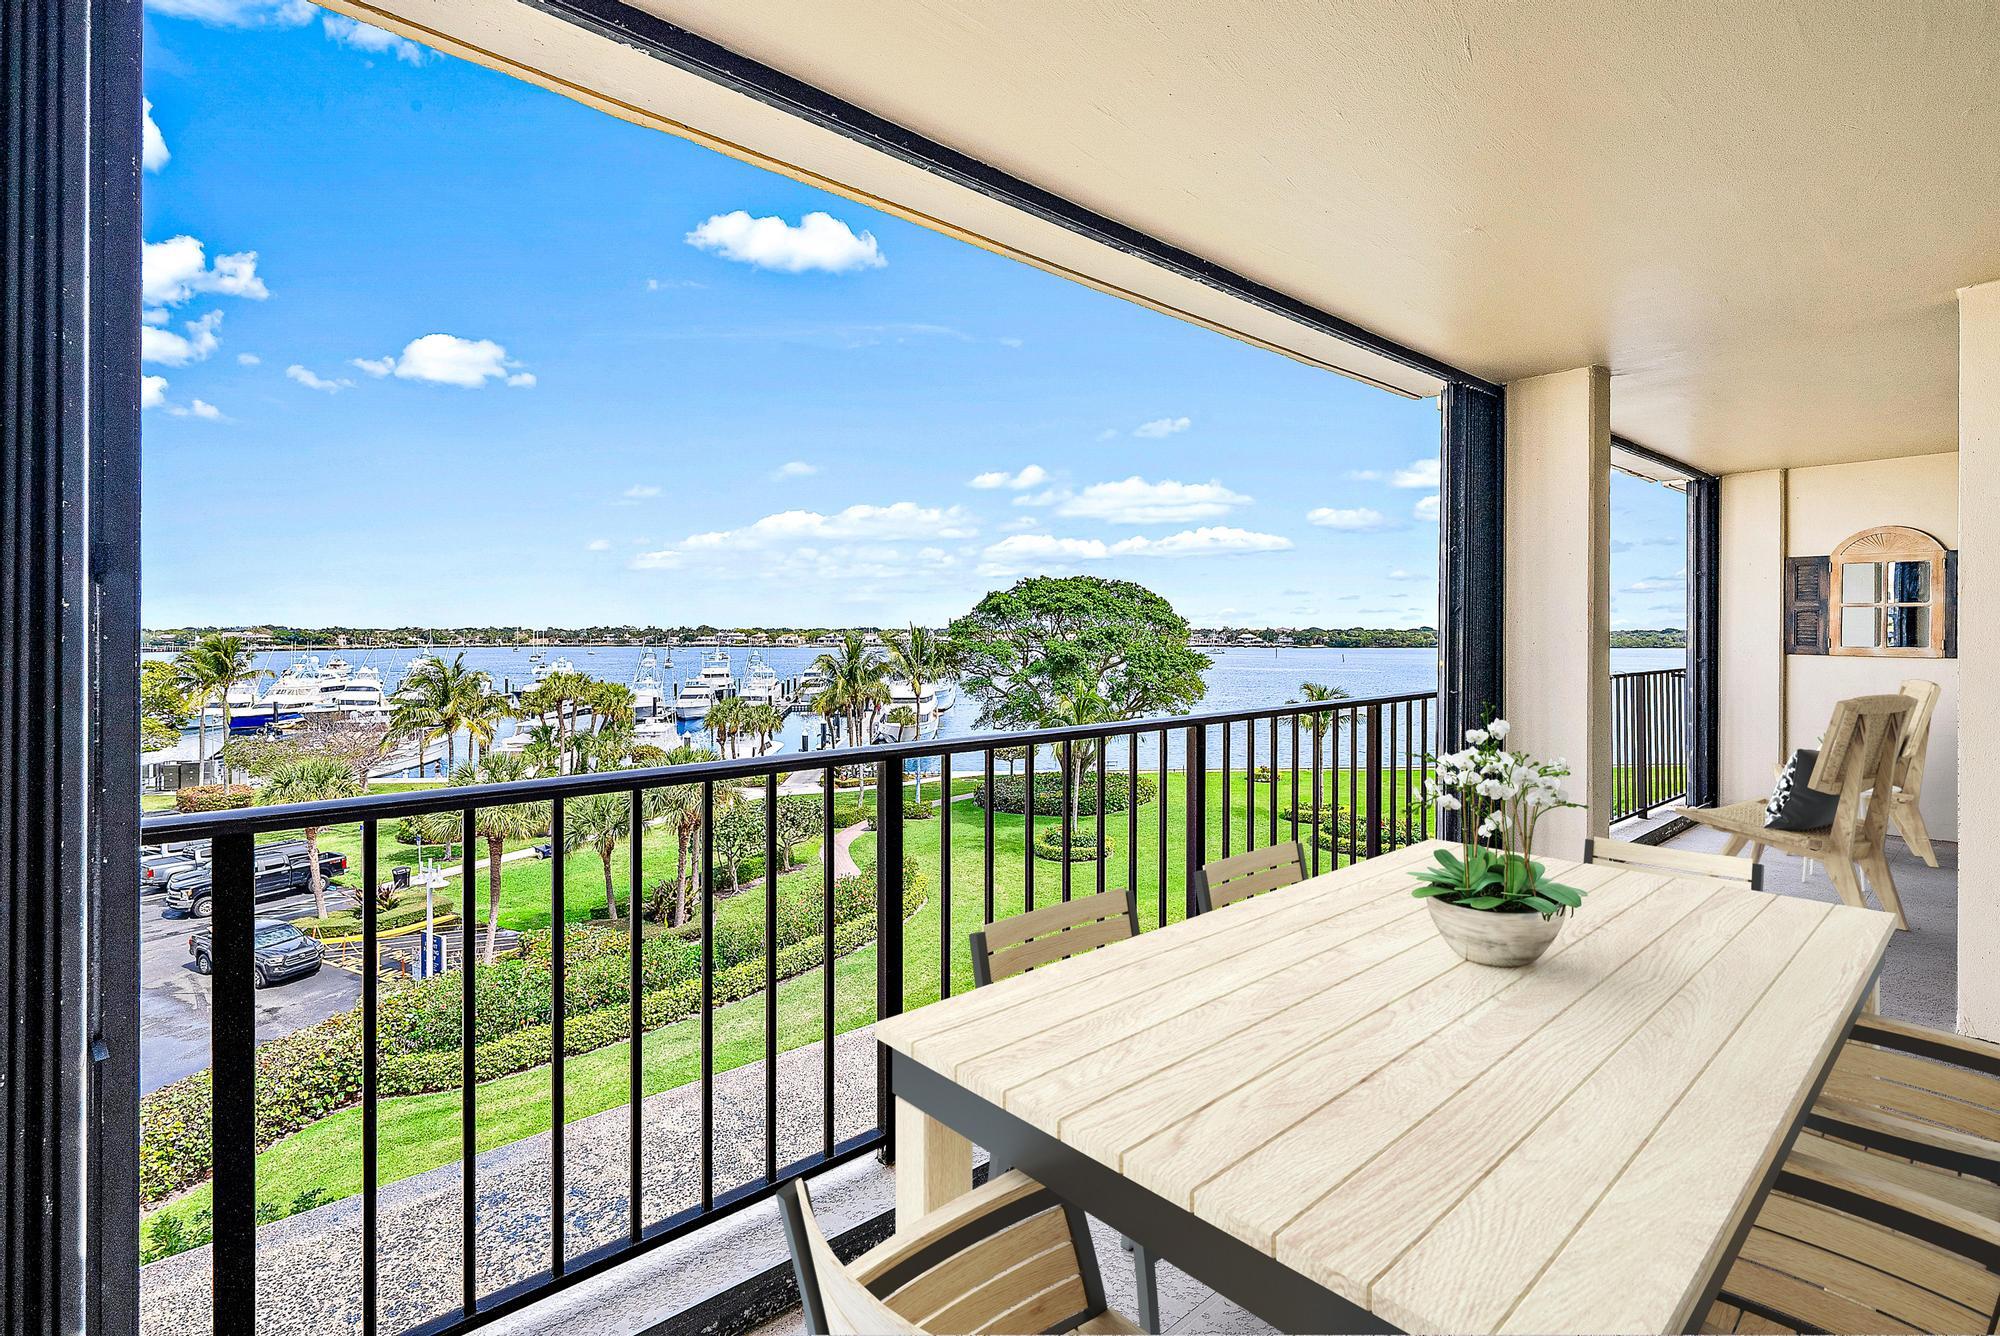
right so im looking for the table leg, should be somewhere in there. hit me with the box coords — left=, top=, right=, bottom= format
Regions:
left=895, top=1096, right=972, bottom=1223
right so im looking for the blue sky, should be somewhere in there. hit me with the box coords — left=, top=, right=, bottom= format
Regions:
left=140, top=2, right=1687, bottom=631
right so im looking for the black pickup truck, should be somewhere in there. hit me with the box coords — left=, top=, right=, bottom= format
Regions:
left=186, top=919, right=324, bottom=987
left=161, top=841, right=347, bottom=918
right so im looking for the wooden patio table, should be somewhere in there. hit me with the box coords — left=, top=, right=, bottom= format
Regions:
left=874, top=839, right=1893, bottom=1334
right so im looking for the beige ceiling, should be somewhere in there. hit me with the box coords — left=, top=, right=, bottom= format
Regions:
left=334, top=0, right=2000, bottom=474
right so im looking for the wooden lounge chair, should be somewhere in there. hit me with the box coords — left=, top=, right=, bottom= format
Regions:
left=1703, top=1015, right=2000, bottom=1333
left=1676, top=694, right=1914, bottom=929
left=1583, top=835, right=1765, bottom=889
left=1191, top=841, right=1308, bottom=914
left=969, top=889, right=1140, bottom=987
left=777, top=1171, right=1140, bottom=1336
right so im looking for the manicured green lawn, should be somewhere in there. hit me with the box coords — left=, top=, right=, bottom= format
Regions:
left=142, top=766, right=1440, bottom=1246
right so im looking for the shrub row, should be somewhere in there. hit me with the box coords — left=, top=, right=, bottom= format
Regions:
left=173, top=784, right=252, bottom=813
left=296, top=896, right=457, bottom=940
left=1032, top=826, right=1110, bottom=863
left=975, top=773, right=1156, bottom=818
left=137, top=857, right=925, bottom=1207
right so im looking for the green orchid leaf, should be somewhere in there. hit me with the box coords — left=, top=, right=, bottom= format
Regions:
left=1462, top=895, right=1506, bottom=910
left=1409, top=882, right=1456, bottom=899
left=1541, top=881, right=1584, bottom=907
left=1522, top=894, right=1559, bottom=916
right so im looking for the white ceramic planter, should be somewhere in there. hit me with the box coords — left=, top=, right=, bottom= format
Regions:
left=1428, top=897, right=1564, bottom=967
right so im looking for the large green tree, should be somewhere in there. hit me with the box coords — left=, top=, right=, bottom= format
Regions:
left=140, top=660, right=193, bottom=751
left=948, top=576, right=1210, bottom=733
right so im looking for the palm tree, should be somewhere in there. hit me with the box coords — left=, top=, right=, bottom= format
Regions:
left=1298, top=681, right=1350, bottom=804
left=516, top=721, right=562, bottom=774
left=456, top=685, right=510, bottom=766
left=1048, top=680, right=1115, bottom=822
left=391, top=656, right=452, bottom=778
left=706, top=695, right=748, bottom=759
left=885, top=624, right=959, bottom=801
left=658, top=743, right=719, bottom=927
left=452, top=753, right=550, bottom=963
left=172, top=633, right=260, bottom=783
left=260, top=756, right=363, bottom=918
left=812, top=631, right=889, bottom=748
left=426, top=653, right=490, bottom=773
left=563, top=791, right=631, bottom=924
left=742, top=702, right=784, bottom=758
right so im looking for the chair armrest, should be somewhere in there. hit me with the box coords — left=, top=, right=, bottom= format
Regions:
left=1780, top=1143, right=2000, bottom=1262
left=1852, top=1014, right=2000, bottom=1080
left=1809, top=1095, right=2000, bottom=1183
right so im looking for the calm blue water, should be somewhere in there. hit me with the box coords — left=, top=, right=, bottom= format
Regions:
left=155, top=643, right=1683, bottom=776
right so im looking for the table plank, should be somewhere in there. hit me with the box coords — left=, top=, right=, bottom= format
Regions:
left=1061, top=862, right=1655, bottom=1179
left=1366, top=891, right=1829, bottom=1331
left=1499, top=904, right=1890, bottom=1334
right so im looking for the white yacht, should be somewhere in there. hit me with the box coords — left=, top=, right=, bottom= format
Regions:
left=531, top=654, right=575, bottom=684
left=875, top=678, right=949, bottom=742
left=325, top=662, right=389, bottom=718
left=260, top=657, right=330, bottom=722
left=202, top=677, right=273, bottom=727
left=738, top=652, right=783, bottom=708
left=630, top=650, right=668, bottom=721
left=673, top=650, right=735, bottom=721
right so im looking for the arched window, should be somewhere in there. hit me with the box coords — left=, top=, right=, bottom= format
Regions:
left=1830, top=526, right=1947, bottom=657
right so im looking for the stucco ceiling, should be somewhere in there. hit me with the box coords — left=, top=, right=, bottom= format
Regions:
left=339, top=0, right=2000, bottom=474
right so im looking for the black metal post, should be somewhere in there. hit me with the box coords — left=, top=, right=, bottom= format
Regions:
left=1365, top=707, right=1384, bottom=860
left=1439, top=381, right=1505, bottom=840
left=875, top=759, right=905, bottom=1161
left=1184, top=726, right=1208, bottom=916
left=1687, top=474, right=1721, bottom=807
left=210, top=833, right=258, bottom=1336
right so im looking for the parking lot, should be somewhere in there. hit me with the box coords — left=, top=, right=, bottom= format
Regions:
left=139, top=877, right=360, bottom=1093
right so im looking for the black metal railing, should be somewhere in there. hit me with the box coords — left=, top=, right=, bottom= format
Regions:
left=138, top=690, right=1435, bottom=1336
left=1608, top=667, right=1689, bottom=824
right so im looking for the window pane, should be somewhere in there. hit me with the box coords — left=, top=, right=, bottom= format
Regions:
left=1840, top=561, right=1880, bottom=604
left=1840, top=606, right=1879, bottom=648
left=1885, top=605, right=1929, bottom=648
left=1888, top=560, right=1930, bottom=602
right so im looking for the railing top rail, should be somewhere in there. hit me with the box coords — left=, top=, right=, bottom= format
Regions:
left=1610, top=666, right=1688, bottom=679
left=142, top=689, right=1439, bottom=841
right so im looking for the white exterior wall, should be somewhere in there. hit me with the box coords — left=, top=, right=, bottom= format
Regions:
left=1959, top=280, right=2000, bottom=1039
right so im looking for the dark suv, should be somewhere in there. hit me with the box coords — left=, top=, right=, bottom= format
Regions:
left=163, top=841, right=347, bottom=917
left=187, top=919, right=324, bottom=987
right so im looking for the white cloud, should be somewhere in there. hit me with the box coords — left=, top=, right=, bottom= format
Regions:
left=1345, top=468, right=1384, bottom=482
left=236, top=352, right=260, bottom=366
left=630, top=549, right=683, bottom=571
left=141, top=309, right=222, bottom=366
left=363, top=334, right=530, bottom=388
left=586, top=539, right=611, bottom=552
left=142, top=100, right=170, bottom=172
left=174, top=398, right=224, bottom=421
left=1132, top=416, right=1191, bottom=439
left=1306, top=506, right=1391, bottom=531
left=1414, top=494, right=1440, bottom=522
left=1392, top=458, right=1441, bottom=488
left=322, top=13, right=430, bottom=63
left=773, top=461, right=818, bottom=480
left=1627, top=573, right=1687, bottom=593
left=998, top=337, right=1025, bottom=348
left=979, top=525, right=1290, bottom=574
left=505, top=372, right=536, bottom=388
left=622, top=484, right=662, bottom=500
left=679, top=503, right=975, bottom=553
left=143, top=0, right=315, bottom=26
left=285, top=364, right=353, bottom=393
left=140, top=375, right=169, bottom=410
left=1096, top=428, right=1120, bottom=442
left=968, top=464, right=1048, bottom=491
left=685, top=211, right=886, bottom=274
left=142, top=235, right=268, bottom=306
left=1056, top=476, right=1249, bottom=524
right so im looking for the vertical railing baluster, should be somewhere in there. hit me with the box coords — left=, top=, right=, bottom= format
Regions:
left=1268, top=715, right=1279, bottom=847
left=1184, top=724, right=1207, bottom=915
left=1310, top=710, right=1324, bottom=874
left=875, top=759, right=905, bottom=1159
left=211, top=831, right=256, bottom=1336
left=700, top=780, right=715, bottom=1210
left=1221, top=721, right=1232, bottom=859
left=1024, top=744, right=1036, bottom=912
left=939, top=753, right=952, bottom=999
left=629, top=786, right=644, bottom=1241
left=764, top=772, right=778, bottom=1185
left=550, top=797, right=566, bottom=1277
left=461, top=806, right=477, bottom=1316
left=1094, top=736, right=1107, bottom=898
left=361, top=819, right=379, bottom=1336
left=1245, top=718, right=1256, bottom=852
left=1061, top=739, right=1074, bottom=903
left=1387, top=704, right=1400, bottom=848
left=1288, top=715, right=1299, bottom=858
left=821, top=766, right=834, bottom=1160
left=1155, top=730, right=1168, bottom=928
left=982, top=749, right=995, bottom=928
left=1126, top=733, right=1139, bottom=915
left=1365, top=708, right=1383, bottom=861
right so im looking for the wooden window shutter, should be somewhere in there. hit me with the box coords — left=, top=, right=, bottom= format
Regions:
left=1784, top=555, right=1829, bottom=654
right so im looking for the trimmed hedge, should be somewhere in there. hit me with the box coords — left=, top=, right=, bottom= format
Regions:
left=297, top=897, right=457, bottom=941
left=1280, top=806, right=1421, bottom=855
left=1032, top=826, right=1109, bottom=863
left=866, top=799, right=935, bottom=827
left=975, top=773, right=1156, bottom=818
left=137, top=856, right=926, bottom=1207
left=174, top=784, right=252, bottom=813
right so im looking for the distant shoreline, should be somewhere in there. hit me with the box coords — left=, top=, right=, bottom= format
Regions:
left=141, top=632, right=1688, bottom=653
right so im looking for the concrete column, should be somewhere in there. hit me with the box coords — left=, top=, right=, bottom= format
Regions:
left=1717, top=470, right=1787, bottom=805
left=1959, top=280, right=2000, bottom=1039
left=1502, top=366, right=1611, bottom=856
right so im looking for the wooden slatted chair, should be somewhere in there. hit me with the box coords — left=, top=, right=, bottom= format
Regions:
left=1702, top=1015, right=2000, bottom=1333
left=969, top=889, right=1141, bottom=987
left=1583, top=835, right=1766, bottom=889
left=1883, top=679, right=1943, bottom=869
left=777, top=1171, right=1140, bottom=1336
left=1191, top=841, right=1308, bottom=915
left=1676, top=694, right=1914, bottom=929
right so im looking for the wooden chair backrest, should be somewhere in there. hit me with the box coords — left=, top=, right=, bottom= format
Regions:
left=1582, top=836, right=1764, bottom=890
left=1892, top=678, right=1940, bottom=798
left=779, top=1173, right=1105, bottom=1336
left=970, top=888, right=1139, bottom=986
left=1805, top=695, right=1913, bottom=854
left=1193, top=841, right=1308, bottom=913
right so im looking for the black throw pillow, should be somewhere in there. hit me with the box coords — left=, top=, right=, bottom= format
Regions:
left=1765, top=749, right=1838, bottom=831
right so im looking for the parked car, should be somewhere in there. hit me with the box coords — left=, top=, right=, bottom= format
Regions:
left=141, top=847, right=205, bottom=890
left=163, top=842, right=347, bottom=918
left=186, top=919, right=324, bottom=987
